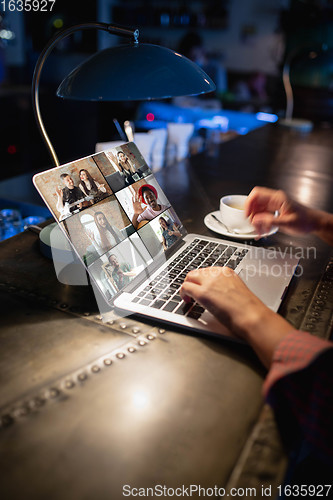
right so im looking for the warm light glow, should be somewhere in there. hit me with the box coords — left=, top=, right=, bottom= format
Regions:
left=132, top=390, right=149, bottom=410
left=146, top=113, right=155, bottom=122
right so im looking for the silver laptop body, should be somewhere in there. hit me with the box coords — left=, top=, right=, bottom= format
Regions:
left=33, top=142, right=298, bottom=342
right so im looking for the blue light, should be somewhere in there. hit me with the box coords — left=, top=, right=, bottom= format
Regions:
left=256, top=112, right=278, bottom=123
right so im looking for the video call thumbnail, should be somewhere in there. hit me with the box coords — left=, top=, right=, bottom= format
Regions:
left=34, top=155, right=113, bottom=222
left=88, top=234, right=153, bottom=302
left=62, top=197, right=135, bottom=266
left=93, top=142, right=152, bottom=193
left=115, top=174, right=171, bottom=230
left=138, top=208, right=183, bottom=258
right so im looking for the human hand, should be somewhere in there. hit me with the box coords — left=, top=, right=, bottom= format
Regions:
left=86, top=228, right=94, bottom=242
left=180, top=266, right=292, bottom=368
left=55, top=187, right=63, bottom=199
left=180, top=267, right=269, bottom=341
left=132, top=192, right=143, bottom=214
left=245, top=186, right=318, bottom=237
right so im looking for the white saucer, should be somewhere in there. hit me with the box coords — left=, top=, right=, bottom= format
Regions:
left=204, top=211, right=278, bottom=240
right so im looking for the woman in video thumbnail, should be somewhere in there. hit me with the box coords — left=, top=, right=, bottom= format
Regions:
left=117, top=151, right=143, bottom=186
left=159, top=216, right=181, bottom=250
left=132, top=184, right=168, bottom=229
left=86, top=211, right=123, bottom=255
left=79, top=169, right=107, bottom=202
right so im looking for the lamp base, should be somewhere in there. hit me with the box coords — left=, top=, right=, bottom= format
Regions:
left=278, top=117, right=313, bottom=133
left=39, top=223, right=88, bottom=286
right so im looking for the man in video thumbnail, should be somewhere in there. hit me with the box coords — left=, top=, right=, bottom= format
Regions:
left=102, top=254, right=136, bottom=291
left=56, top=173, right=83, bottom=220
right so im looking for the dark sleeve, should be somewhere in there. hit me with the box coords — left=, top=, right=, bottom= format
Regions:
left=263, top=330, right=333, bottom=464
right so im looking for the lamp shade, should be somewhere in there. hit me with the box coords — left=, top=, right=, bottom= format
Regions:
left=57, top=43, right=216, bottom=101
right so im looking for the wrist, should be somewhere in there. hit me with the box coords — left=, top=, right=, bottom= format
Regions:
left=232, top=304, right=292, bottom=368
left=233, top=303, right=274, bottom=341
left=314, top=209, right=333, bottom=235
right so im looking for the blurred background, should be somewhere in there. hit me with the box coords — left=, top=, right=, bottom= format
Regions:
left=0, top=0, right=333, bottom=182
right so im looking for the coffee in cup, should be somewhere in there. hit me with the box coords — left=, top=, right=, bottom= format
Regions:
left=219, top=195, right=253, bottom=233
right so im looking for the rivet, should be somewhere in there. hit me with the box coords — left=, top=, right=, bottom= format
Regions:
left=9, top=286, right=17, bottom=292
left=49, top=388, right=60, bottom=398
left=147, top=334, right=155, bottom=340
left=104, top=358, right=112, bottom=366
left=65, top=380, right=75, bottom=389
left=305, top=324, right=315, bottom=330
left=30, top=397, right=45, bottom=408
left=128, top=347, right=136, bottom=353
left=138, top=340, right=146, bottom=346
left=107, top=320, right=114, bottom=325
left=83, top=312, right=90, bottom=316
left=91, top=365, right=100, bottom=373
left=307, top=317, right=317, bottom=324
left=95, top=315, right=102, bottom=321
left=60, top=303, right=68, bottom=309
left=120, top=323, right=127, bottom=329
left=158, top=328, right=166, bottom=334
left=1, top=414, right=14, bottom=427
left=132, top=327, right=140, bottom=334
left=15, top=406, right=29, bottom=417
left=78, top=373, right=87, bottom=382
left=116, top=352, right=125, bottom=359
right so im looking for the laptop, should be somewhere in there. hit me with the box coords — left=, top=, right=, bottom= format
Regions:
left=33, top=141, right=299, bottom=341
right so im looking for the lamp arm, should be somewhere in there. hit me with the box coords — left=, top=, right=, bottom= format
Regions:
left=282, top=44, right=322, bottom=121
left=282, top=57, right=293, bottom=121
left=32, top=22, right=139, bottom=167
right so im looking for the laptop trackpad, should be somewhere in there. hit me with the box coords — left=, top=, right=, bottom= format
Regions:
left=238, top=268, right=286, bottom=310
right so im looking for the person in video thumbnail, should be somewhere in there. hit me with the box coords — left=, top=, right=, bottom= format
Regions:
left=159, top=216, right=181, bottom=250
left=55, top=173, right=83, bottom=220
left=86, top=211, right=123, bottom=255
left=103, top=253, right=137, bottom=291
left=78, top=169, right=107, bottom=202
left=117, top=151, right=143, bottom=186
left=132, top=184, right=168, bottom=229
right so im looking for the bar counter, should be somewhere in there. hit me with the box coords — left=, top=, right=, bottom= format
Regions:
left=0, top=123, right=332, bottom=499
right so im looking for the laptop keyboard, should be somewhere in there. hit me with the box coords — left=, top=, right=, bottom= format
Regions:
left=131, top=239, right=248, bottom=321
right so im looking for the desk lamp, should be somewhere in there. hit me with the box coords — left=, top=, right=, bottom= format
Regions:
left=32, top=22, right=216, bottom=167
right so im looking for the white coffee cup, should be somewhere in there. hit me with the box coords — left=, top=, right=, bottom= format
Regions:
left=219, top=195, right=253, bottom=233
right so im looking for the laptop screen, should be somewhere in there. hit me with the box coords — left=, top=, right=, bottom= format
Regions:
left=33, top=142, right=186, bottom=303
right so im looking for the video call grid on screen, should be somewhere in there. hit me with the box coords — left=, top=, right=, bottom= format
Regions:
left=33, top=142, right=184, bottom=303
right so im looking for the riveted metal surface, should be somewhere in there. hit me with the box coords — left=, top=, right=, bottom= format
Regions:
left=0, top=329, right=266, bottom=499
